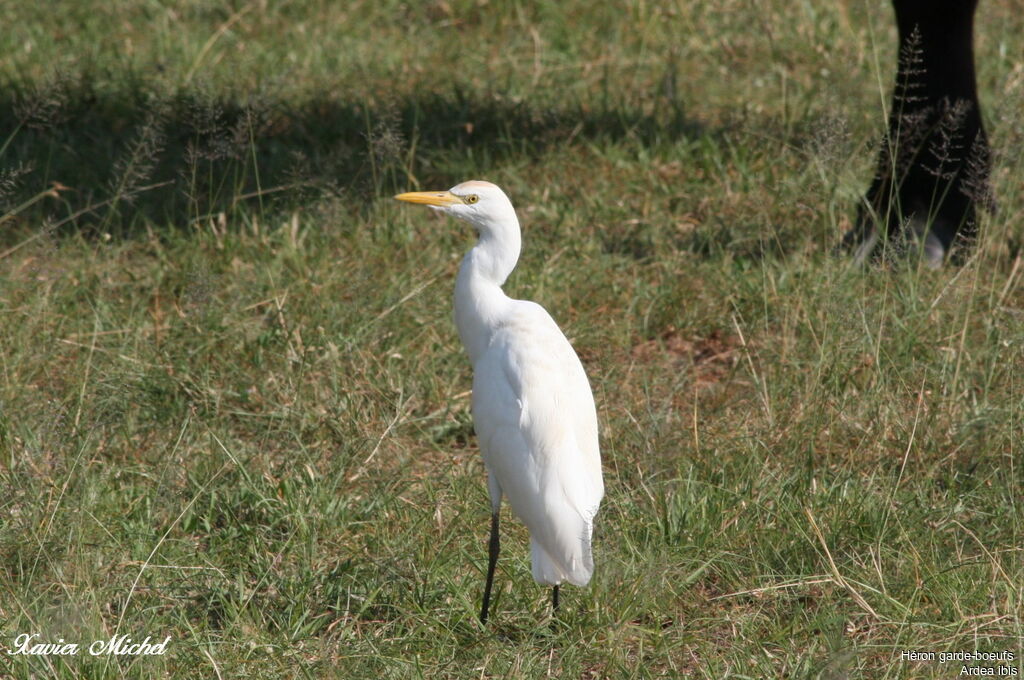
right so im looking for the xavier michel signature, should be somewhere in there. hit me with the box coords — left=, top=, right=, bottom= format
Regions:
left=6, top=633, right=171, bottom=657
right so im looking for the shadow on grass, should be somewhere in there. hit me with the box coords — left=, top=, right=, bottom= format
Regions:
left=0, top=74, right=704, bottom=239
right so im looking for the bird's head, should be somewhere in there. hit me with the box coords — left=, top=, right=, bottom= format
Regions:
left=394, top=180, right=517, bottom=237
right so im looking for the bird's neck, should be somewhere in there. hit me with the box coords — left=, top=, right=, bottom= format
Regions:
left=454, top=230, right=521, bottom=365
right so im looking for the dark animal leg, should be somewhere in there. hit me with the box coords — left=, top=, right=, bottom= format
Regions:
left=480, top=512, right=500, bottom=624
left=844, top=0, right=991, bottom=265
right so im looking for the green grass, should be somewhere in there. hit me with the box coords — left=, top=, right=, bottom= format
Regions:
left=1, top=1, right=1023, bottom=677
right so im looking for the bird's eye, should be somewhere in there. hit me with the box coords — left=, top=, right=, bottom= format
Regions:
left=465, top=195, right=479, bottom=204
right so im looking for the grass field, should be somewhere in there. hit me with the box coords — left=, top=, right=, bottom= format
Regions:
left=1, top=1, right=1023, bottom=677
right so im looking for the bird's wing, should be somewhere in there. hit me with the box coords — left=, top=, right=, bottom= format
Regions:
left=472, top=301, right=603, bottom=586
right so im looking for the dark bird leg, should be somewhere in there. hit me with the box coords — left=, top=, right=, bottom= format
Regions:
left=552, top=586, right=560, bottom=613
left=480, top=511, right=500, bottom=624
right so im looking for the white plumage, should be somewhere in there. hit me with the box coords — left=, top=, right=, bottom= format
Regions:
left=395, top=180, right=603, bottom=621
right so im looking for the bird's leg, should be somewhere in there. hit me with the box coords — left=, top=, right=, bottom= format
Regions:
left=480, top=511, right=500, bottom=624
left=552, top=586, right=560, bottom=613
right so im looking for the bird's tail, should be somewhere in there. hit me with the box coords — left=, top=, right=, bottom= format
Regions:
left=529, top=521, right=594, bottom=587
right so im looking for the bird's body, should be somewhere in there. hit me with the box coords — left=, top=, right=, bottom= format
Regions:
left=395, top=180, right=603, bottom=620
left=468, top=299, right=602, bottom=587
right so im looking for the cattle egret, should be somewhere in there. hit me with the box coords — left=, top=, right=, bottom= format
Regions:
left=395, top=181, right=603, bottom=623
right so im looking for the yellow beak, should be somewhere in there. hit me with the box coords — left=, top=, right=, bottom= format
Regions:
left=393, top=190, right=462, bottom=207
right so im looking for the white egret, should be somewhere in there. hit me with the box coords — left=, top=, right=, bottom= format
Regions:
left=395, top=181, right=603, bottom=623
